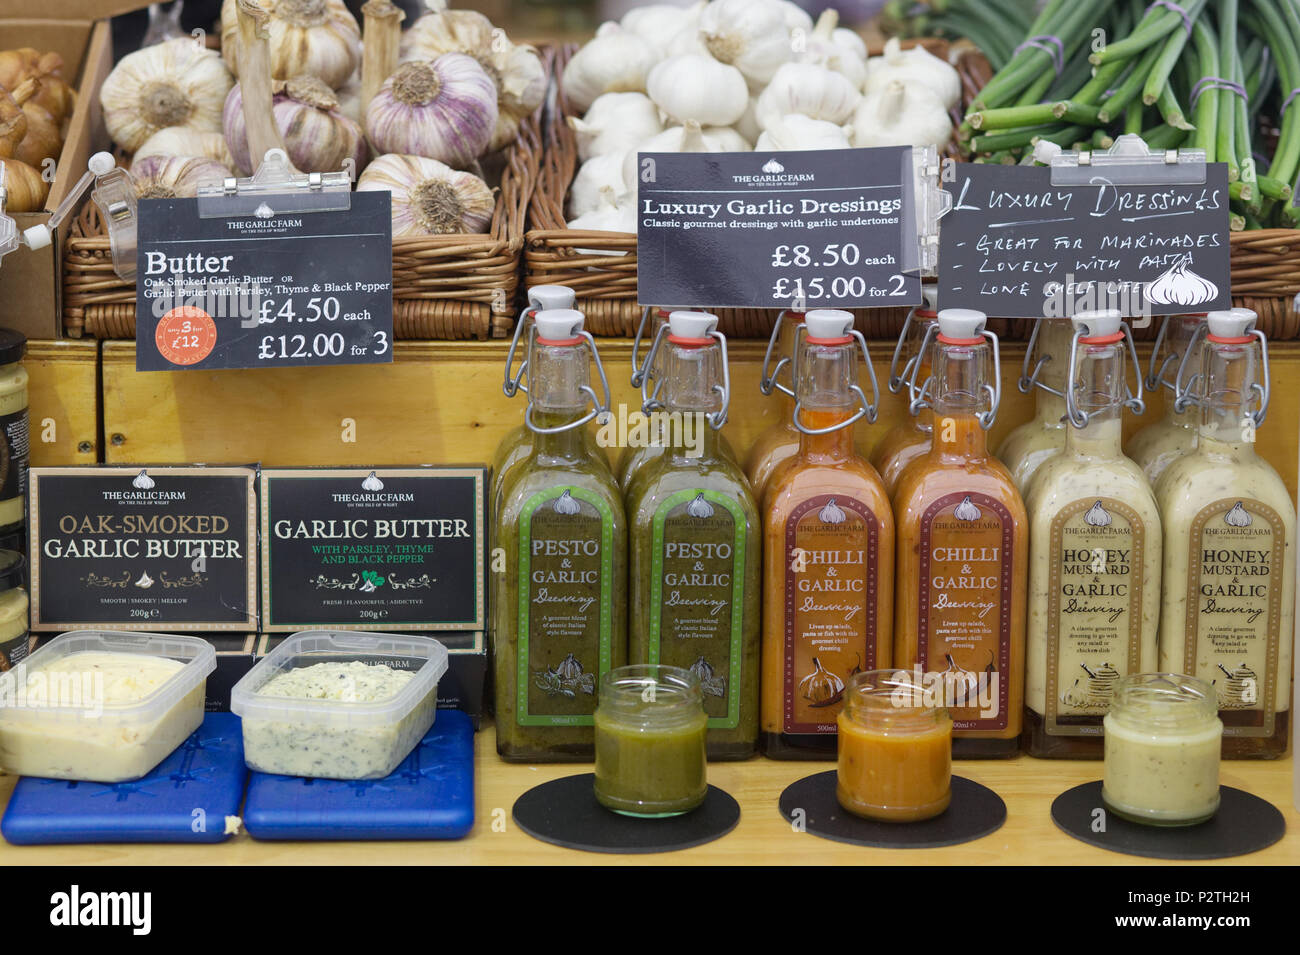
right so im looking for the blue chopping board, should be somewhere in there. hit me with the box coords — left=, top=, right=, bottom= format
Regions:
left=1, top=712, right=247, bottom=845
left=243, top=709, right=474, bottom=841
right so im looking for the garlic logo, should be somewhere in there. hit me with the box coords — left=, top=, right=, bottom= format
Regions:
left=132, top=469, right=155, bottom=490
left=1146, top=255, right=1219, bottom=307
left=552, top=489, right=581, bottom=515
left=762, top=158, right=785, bottom=174
left=818, top=498, right=846, bottom=524
left=953, top=495, right=981, bottom=522
left=134, top=571, right=154, bottom=589
left=254, top=202, right=275, bottom=219
left=1084, top=501, right=1112, bottom=527
left=685, top=493, right=714, bottom=519
left=1224, top=501, right=1252, bottom=527
left=361, top=471, right=384, bottom=492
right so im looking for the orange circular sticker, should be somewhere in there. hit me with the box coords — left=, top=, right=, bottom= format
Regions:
left=156, top=306, right=217, bottom=366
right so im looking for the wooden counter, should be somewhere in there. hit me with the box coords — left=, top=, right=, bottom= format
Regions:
left=0, top=722, right=1293, bottom=864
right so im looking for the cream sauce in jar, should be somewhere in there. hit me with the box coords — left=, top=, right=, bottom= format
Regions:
left=0, top=330, right=29, bottom=531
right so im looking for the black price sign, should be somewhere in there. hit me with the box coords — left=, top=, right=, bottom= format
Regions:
left=636, top=147, right=922, bottom=309
left=135, top=191, right=393, bottom=371
left=939, top=163, right=1231, bottom=319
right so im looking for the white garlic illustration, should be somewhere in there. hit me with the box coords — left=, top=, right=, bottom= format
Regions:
left=132, top=469, right=155, bottom=490
left=762, top=158, right=784, bottom=174
left=1084, top=501, right=1112, bottom=527
left=686, top=493, right=715, bottom=519
left=553, top=489, right=582, bottom=515
left=818, top=498, right=846, bottom=524
left=953, top=495, right=981, bottom=521
left=362, top=471, right=384, bottom=492
left=1224, top=502, right=1252, bottom=527
left=135, top=571, right=154, bottom=589
left=1146, top=257, right=1219, bottom=307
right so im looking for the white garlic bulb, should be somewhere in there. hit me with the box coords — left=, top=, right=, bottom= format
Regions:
left=567, top=185, right=636, bottom=235
left=647, top=54, right=748, bottom=127
left=757, top=62, right=861, bottom=130
left=400, top=0, right=547, bottom=152
left=561, top=22, right=660, bottom=113
left=570, top=92, right=664, bottom=161
left=777, top=0, right=815, bottom=33
left=756, top=114, right=853, bottom=151
left=100, top=38, right=233, bottom=153
left=129, top=155, right=233, bottom=198
left=357, top=153, right=495, bottom=237
left=134, top=127, right=237, bottom=171
left=734, top=95, right=763, bottom=145
left=796, top=10, right=867, bottom=91
left=852, top=80, right=952, bottom=149
left=696, top=0, right=794, bottom=90
left=621, top=2, right=706, bottom=56
left=621, top=120, right=746, bottom=194
left=219, top=0, right=361, bottom=91
left=224, top=76, right=366, bottom=175
left=865, top=38, right=962, bottom=111
left=569, top=151, right=630, bottom=218
left=366, top=55, right=498, bottom=169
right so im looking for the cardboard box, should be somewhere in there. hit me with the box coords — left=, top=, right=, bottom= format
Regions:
left=0, top=16, right=113, bottom=340
left=256, top=630, right=487, bottom=729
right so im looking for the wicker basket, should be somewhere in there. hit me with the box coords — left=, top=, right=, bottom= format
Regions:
left=528, top=41, right=991, bottom=340
left=61, top=53, right=548, bottom=342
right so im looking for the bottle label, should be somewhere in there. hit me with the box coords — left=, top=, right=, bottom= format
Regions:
left=1185, top=498, right=1285, bottom=737
left=0, top=408, right=29, bottom=509
left=917, top=491, right=1013, bottom=730
left=0, top=626, right=28, bottom=672
left=516, top=487, right=614, bottom=727
left=1044, top=498, right=1145, bottom=736
left=783, top=494, right=879, bottom=735
left=649, top=490, right=747, bottom=729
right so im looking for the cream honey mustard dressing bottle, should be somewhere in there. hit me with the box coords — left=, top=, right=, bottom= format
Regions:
left=871, top=288, right=938, bottom=496
left=997, top=318, right=1073, bottom=493
left=1156, top=308, right=1295, bottom=759
left=1126, top=313, right=1207, bottom=485
left=1023, top=311, right=1161, bottom=758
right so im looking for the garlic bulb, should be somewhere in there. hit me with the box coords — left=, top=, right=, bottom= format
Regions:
left=0, top=157, right=48, bottom=213
left=135, top=127, right=237, bottom=170
left=865, top=38, right=961, bottom=112
left=400, top=0, right=547, bottom=152
left=129, top=155, right=234, bottom=199
left=852, top=80, right=951, bottom=149
left=357, top=153, right=495, bottom=237
left=569, top=151, right=631, bottom=218
left=100, top=37, right=233, bottom=153
left=225, top=76, right=366, bottom=175
left=219, top=0, right=361, bottom=90
left=621, top=2, right=706, bottom=56
left=621, top=120, right=748, bottom=193
left=697, top=0, right=794, bottom=90
left=0, top=49, right=75, bottom=123
left=796, top=10, right=867, bottom=91
left=735, top=95, right=762, bottom=145
left=9, top=80, right=60, bottom=167
left=566, top=185, right=636, bottom=235
left=365, top=55, right=498, bottom=168
left=561, top=22, right=660, bottom=113
left=756, top=114, right=853, bottom=151
left=777, top=0, right=815, bottom=33
left=647, top=54, right=748, bottom=127
left=757, top=62, right=861, bottom=130
left=569, top=92, right=663, bottom=162
left=336, top=72, right=362, bottom=124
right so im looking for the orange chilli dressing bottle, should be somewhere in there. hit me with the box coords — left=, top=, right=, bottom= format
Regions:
left=871, top=288, right=938, bottom=495
left=761, top=309, right=894, bottom=760
left=893, top=308, right=1028, bottom=759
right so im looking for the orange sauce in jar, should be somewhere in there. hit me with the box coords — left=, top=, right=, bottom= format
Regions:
left=836, top=671, right=952, bottom=822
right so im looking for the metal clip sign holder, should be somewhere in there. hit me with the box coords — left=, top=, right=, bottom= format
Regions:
left=196, top=148, right=352, bottom=219
left=1041, top=133, right=1208, bottom=187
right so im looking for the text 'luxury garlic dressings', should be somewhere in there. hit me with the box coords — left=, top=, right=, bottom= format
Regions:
left=1156, top=309, right=1295, bottom=758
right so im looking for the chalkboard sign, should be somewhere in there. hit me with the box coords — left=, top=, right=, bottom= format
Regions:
left=939, top=163, right=1231, bottom=319
left=135, top=191, right=393, bottom=371
left=260, top=468, right=485, bottom=631
left=29, top=467, right=258, bottom=631
left=637, top=147, right=922, bottom=309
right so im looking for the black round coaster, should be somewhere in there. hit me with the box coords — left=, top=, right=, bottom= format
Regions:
left=778, top=771, right=1006, bottom=849
left=1051, top=781, right=1285, bottom=860
left=512, top=773, right=740, bottom=854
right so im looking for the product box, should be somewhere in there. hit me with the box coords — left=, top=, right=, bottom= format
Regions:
left=259, top=468, right=486, bottom=632
left=203, top=632, right=258, bottom=712
left=28, top=465, right=259, bottom=631
left=255, top=630, right=487, bottom=728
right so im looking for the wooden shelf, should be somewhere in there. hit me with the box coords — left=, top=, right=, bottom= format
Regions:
left=0, top=722, right=1294, bottom=864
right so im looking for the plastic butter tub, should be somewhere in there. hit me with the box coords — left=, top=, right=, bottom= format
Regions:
left=232, top=631, right=449, bottom=780
left=0, top=631, right=216, bottom=783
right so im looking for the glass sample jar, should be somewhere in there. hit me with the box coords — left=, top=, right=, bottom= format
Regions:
left=0, top=549, right=28, bottom=671
left=1103, top=673, right=1222, bottom=827
left=0, top=329, right=28, bottom=532
left=594, top=664, right=708, bottom=817
left=837, top=669, right=953, bottom=822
